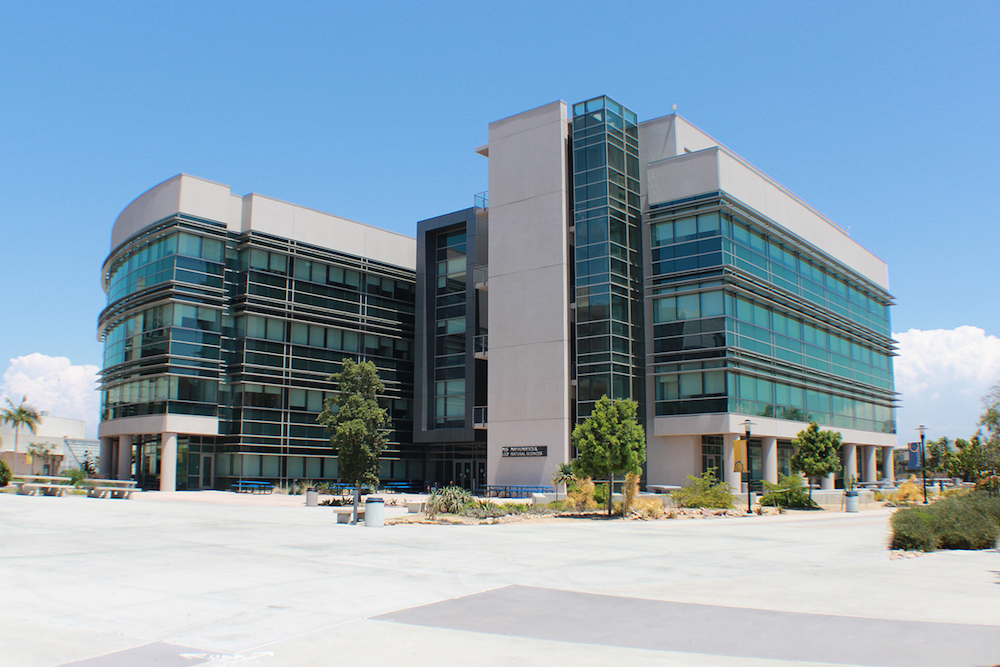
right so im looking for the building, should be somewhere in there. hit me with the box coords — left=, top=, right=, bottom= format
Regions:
left=1, top=413, right=98, bottom=475
left=99, top=98, right=896, bottom=492
left=476, top=97, right=896, bottom=492
left=97, top=175, right=416, bottom=491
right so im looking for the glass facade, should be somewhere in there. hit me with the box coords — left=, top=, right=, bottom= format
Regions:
left=434, top=229, right=468, bottom=428
left=99, top=215, right=417, bottom=489
left=647, top=195, right=896, bottom=434
left=571, top=96, right=645, bottom=420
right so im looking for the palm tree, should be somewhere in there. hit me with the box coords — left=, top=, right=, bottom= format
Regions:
left=1, top=396, right=41, bottom=476
left=552, top=461, right=578, bottom=501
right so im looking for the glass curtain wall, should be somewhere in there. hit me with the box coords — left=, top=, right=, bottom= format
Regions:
left=100, top=219, right=228, bottom=424
left=228, top=234, right=417, bottom=485
left=647, top=196, right=896, bottom=434
left=101, top=220, right=418, bottom=489
left=433, top=229, right=468, bottom=428
left=571, top=96, right=645, bottom=420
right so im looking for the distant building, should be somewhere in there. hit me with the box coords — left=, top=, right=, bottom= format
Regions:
left=1, top=412, right=98, bottom=475
left=99, top=98, right=896, bottom=492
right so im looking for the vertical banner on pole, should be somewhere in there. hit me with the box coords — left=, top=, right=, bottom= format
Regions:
left=734, top=438, right=748, bottom=473
left=907, top=442, right=921, bottom=471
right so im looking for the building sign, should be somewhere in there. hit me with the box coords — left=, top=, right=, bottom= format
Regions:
left=502, top=446, right=548, bottom=458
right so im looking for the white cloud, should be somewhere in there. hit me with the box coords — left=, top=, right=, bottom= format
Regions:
left=893, top=326, right=1000, bottom=444
left=1, top=354, right=101, bottom=438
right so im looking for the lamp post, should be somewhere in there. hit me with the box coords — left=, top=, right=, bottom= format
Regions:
left=917, top=425, right=928, bottom=504
left=743, top=419, right=753, bottom=514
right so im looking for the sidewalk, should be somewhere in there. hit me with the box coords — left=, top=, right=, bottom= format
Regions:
left=1, top=492, right=996, bottom=666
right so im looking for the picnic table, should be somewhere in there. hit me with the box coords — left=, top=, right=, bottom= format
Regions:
left=12, top=474, right=137, bottom=499
left=232, top=480, right=274, bottom=494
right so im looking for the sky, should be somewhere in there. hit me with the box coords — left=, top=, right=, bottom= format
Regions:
left=1, top=1, right=998, bottom=443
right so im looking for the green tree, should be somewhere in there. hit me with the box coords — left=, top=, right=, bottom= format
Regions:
left=976, top=384, right=1000, bottom=496
left=317, top=359, right=388, bottom=523
left=1, top=396, right=41, bottom=476
left=954, top=437, right=985, bottom=481
left=926, top=436, right=955, bottom=476
left=790, top=422, right=843, bottom=504
left=570, top=395, right=646, bottom=518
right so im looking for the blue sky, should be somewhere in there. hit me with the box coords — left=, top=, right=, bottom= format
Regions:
left=1, top=1, right=998, bottom=442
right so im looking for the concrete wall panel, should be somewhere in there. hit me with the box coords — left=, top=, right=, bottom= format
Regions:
left=646, top=434, right=700, bottom=487
left=487, top=100, right=572, bottom=486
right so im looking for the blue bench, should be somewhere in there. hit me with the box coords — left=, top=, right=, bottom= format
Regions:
left=232, top=480, right=274, bottom=494
left=483, top=485, right=555, bottom=498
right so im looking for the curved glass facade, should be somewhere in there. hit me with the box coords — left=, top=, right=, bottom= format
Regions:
left=99, top=214, right=417, bottom=490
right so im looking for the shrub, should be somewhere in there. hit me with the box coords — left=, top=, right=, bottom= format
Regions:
left=976, top=475, right=999, bottom=495
left=759, top=473, right=817, bottom=509
left=629, top=496, right=665, bottom=519
left=565, top=477, right=599, bottom=511
left=890, top=508, right=938, bottom=551
left=933, top=494, right=999, bottom=550
left=671, top=472, right=735, bottom=509
left=623, top=472, right=640, bottom=512
left=891, top=476, right=925, bottom=505
left=61, top=467, right=88, bottom=488
left=593, top=481, right=609, bottom=507
left=0, top=459, right=11, bottom=487
left=890, top=491, right=1000, bottom=551
left=464, top=499, right=506, bottom=519
left=427, top=486, right=473, bottom=517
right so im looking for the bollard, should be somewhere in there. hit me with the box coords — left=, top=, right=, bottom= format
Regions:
left=364, top=497, right=385, bottom=527
left=306, top=488, right=318, bottom=507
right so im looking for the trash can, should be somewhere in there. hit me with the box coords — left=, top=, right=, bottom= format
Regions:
left=844, top=490, right=859, bottom=513
left=364, top=497, right=385, bottom=527
left=306, top=488, right=318, bottom=507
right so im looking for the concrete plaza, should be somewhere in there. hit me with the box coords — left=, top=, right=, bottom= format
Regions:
left=1, top=492, right=998, bottom=666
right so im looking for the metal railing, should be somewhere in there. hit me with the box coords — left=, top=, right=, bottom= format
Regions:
left=473, top=406, right=488, bottom=427
left=474, top=334, right=488, bottom=356
left=474, top=191, right=489, bottom=209
left=473, top=264, right=488, bottom=286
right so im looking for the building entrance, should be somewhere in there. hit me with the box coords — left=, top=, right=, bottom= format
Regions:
left=452, top=460, right=486, bottom=493
left=200, top=454, right=214, bottom=489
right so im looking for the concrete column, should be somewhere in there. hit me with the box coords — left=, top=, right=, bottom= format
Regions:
left=842, top=443, right=857, bottom=488
left=820, top=474, right=835, bottom=490
left=882, top=446, right=895, bottom=483
left=117, top=434, right=133, bottom=481
left=99, top=437, right=114, bottom=478
left=160, top=432, right=177, bottom=492
left=862, top=445, right=877, bottom=483
left=723, top=433, right=740, bottom=494
left=762, top=436, right=778, bottom=485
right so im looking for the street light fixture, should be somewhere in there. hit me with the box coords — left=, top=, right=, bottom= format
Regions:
left=743, top=419, right=754, bottom=514
left=916, top=425, right=928, bottom=504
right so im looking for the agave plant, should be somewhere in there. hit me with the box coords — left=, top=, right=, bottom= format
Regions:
left=426, top=485, right=473, bottom=517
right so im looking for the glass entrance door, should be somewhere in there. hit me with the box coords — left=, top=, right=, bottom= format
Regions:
left=200, top=454, right=214, bottom=490
left=454, top=461, right=473, bottom=490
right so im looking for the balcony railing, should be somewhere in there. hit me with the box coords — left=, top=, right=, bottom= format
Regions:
left=474, top=264, right=488, bottom=288
left=474, top=191, right=488, bottom=210
left=474, top=406, right=487, bottom=429
left=474, top=334, right=488, bottom=358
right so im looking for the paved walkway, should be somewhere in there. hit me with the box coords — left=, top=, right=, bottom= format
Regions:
left=1, top=491, right=997, bottom=666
